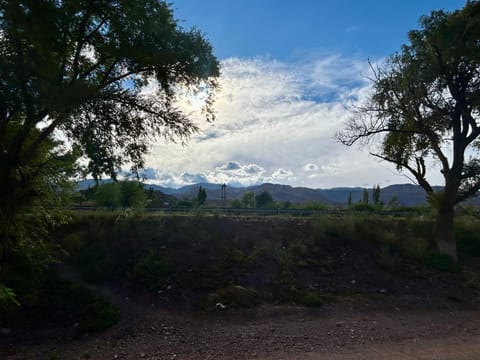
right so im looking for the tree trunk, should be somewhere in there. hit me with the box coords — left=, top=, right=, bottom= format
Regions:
left=435, top=205, right=457, bottom=262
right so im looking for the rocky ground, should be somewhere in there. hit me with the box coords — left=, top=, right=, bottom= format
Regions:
left=2, top=295, right=480, bottom=360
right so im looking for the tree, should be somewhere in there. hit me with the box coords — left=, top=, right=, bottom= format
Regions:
left=0, top=1, right=218, bottom=277
left=196, top=186, right=207, bottom=207
left=362, top=188, right=369, bottom=204
left=93, top=181, right=146, bottom=209
left=372, top=185, right=381, bottom=205
left=94, top=182, right=121, bottom=208
left=337, top=2, right=480, bottom=260
left=255, top=190, right=274, bottom=208
left=119, top=181, right=147, bottom=208
left=347, top=192, right=352, bottom=206
left=241, top=192, right=256, bottom=208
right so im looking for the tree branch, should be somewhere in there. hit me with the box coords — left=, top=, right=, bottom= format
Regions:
left=370, top=152, right=434, bottom=194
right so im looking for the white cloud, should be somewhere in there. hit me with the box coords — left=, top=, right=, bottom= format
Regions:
left=144, top=55, right=443, bottom=189
left=302, top=163, right=319, bottom=172
left=269, top=168, right=296, bottom=182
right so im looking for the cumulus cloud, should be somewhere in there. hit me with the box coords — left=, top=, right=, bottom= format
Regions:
left=302, top=163, right=319, bottom=172
left=269, top=168, right=296, bottom=182
left=143, top=55, right=443, bottom=189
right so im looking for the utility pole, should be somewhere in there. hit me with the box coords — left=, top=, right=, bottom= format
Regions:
left=221, top=183, right=226, bottom=210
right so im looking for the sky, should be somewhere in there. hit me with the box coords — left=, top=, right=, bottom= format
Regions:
left=142, top=0, right=466, bottom=189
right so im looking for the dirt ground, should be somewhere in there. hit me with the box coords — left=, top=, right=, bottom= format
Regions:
left=3, top=296, right=480, bottom=360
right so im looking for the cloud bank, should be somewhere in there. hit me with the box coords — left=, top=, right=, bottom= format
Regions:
left=144, top=55, right=441, bottom=188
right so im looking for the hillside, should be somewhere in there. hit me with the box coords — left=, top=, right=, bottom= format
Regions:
left=77, top=179, right=480, bottom=207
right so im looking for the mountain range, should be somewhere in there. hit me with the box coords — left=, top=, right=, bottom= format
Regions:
left=78, top=180, right=453, bottom=206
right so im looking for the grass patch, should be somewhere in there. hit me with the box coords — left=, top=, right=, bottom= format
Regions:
left=296, top=291, right=331, bottom=307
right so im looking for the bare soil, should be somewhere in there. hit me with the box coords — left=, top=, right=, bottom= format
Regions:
left=3, top=299, right=480, bottom=359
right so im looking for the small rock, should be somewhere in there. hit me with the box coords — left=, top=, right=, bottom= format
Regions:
left=379, top=289, right=387, bottom=294
left=140, top=352, right=146, bottom=358
left=1, top=328, right=11, bottom=335
left=167, top=285, right=172, bottom=290
left=215, top=302, right=226, bottom=309
left=351, top=280, right=356, bottom=284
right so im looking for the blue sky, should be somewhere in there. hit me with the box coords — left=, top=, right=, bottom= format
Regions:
left=143, top=1, right=466, bottom=189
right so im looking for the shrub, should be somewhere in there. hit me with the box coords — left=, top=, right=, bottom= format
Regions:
left=131, top=250, right=171, bottom=290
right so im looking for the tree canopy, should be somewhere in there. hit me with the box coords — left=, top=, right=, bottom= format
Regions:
left=0, top=1, right=219, bottom=280
left=337, top=1, right=480, bottom=259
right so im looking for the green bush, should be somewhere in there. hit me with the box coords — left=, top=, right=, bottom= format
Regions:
left=79, top=296, right=120, bottom=332
left=131, top=250, right=171, bottom=290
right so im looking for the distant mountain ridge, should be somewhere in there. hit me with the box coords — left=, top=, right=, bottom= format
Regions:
left=77, top=180, right=456, bottom=206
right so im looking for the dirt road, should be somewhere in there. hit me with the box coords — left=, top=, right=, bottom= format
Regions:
left=3, top=299, right=480, bottom=360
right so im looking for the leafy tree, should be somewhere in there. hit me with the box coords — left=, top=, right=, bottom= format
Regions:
left=94, top=182, right=121, bottom=208
left=119, top=181, right=147, bottom=208
left=93, top=181, right=146, bottom=209
left=196, top=186, right=207, bottom=207
left=338, top=2, right=480, bottom=260
left=255, top=190, right=274, bottom=208
left=230, top=199, right=242, bottom=209
left=241, top=192, right=256, bottom=208
left=0, top=1, right=218, bottom=285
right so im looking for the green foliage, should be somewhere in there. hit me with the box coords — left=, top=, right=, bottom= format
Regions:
left=131, top=250, right=171, bottom=291
left=196, top=186, right=207, bottom=207
left=454, top=217, right=480, bottom=257
left=297, top=291, right=328, bottom=307
left=93, top=181, right=146, bottom=209
left=0, top=283, right=20, bottom=308
left=241, top=192, right=255, bottom=208
left=338, top=2, right=480, bottom=258
left=230, top=199, right=242, bottom=208
left=0, top=0, right=219, bottom=293
left=255, top=190, right=274, bottom=208
left=79, top=296, right=120, bottom=332
left=349, top=203, right=376, bottom=212
left=93, top=182, right=121, bottom=208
